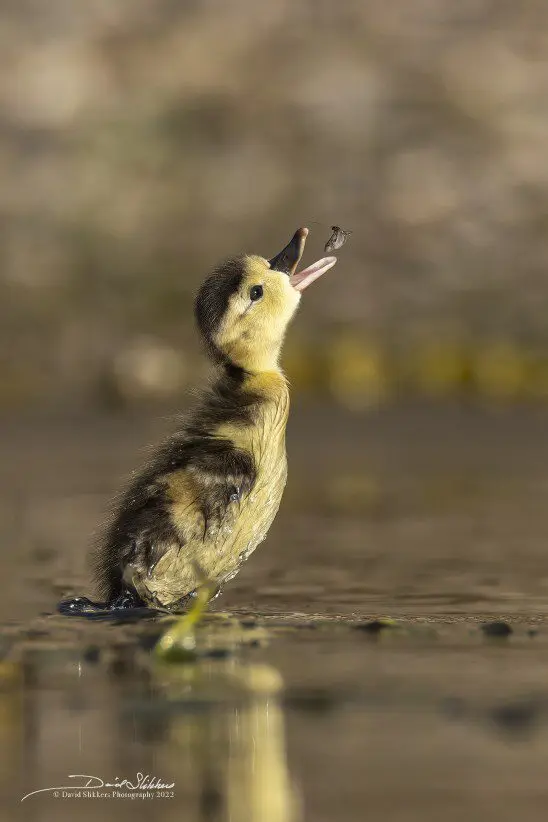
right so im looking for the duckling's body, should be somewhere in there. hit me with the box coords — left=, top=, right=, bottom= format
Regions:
left=98, top=368, right=290, bottom=610
left=61, top=228, right=337, bottom=615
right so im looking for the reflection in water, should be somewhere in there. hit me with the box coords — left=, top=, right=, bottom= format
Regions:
left=6, top=633, right=300, bottom=822
left=225, top=665, right=298, bottom=822
left=154, top=656, right=300, bottom=822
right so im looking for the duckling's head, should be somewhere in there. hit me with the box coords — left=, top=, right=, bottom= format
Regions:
left=195, top=227, right=336, bottom=373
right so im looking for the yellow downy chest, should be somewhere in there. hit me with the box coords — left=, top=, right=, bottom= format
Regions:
left=211, top=377, right=290, bottom=584
left=222, top=415, right=288, bottom=582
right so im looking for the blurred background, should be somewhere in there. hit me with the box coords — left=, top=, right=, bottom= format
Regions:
left=3, top=0, right=548, bottom=411
left=4, top=4, right=548, bottom=822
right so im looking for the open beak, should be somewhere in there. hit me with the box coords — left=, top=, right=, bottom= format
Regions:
left=268, top=227, right=337, bottom=292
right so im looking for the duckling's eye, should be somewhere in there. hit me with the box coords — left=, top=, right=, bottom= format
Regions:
left=249, top=284, right=263, bottom=302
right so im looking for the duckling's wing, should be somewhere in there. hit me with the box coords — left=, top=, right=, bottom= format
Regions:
left=124, top=439, right=256, bottom=607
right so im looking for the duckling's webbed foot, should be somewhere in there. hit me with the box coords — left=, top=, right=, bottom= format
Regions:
left=108, top=587, right=144, bottom=610
left=57, top=587, right=158, bottom=621
left=57, top=596, right=107, bottom=616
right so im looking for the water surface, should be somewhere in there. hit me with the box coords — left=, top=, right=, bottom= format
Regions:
left=3, top=404, right=548, bottom=821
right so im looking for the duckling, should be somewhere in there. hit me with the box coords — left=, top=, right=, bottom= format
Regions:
left=60, top=228, right=337, bottom=615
